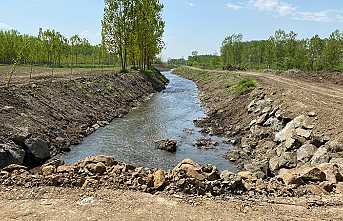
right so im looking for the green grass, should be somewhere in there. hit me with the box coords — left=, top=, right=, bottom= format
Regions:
left=230, top=78, right=257, bottom=94
left=174, top=66, right=257, bottom=96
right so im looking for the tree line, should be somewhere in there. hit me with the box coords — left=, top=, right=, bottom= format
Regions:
left=0, top=29, right=118, bottom=68
left=102, top=0, right=165, bottom=72
left=221, top=30, right=343, bottom=72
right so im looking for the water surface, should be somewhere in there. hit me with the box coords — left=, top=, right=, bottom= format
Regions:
left=64, top=71, right=236, bottom=171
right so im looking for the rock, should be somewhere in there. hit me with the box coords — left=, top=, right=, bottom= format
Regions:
left=310, top=147, right=330, bottom=165
left=297, top=144, right=317, bottom=163
left=78, top=197, right=97, bottom=206
left=41, top=165, right=56, bottom=176
left=263, top=117, right=283, bottom=131
left=24, top=137, right=51, bottom=164
left=193, top=138, right=218, bottom=148
left=82, top=155, right=116, bottom=167
left=226, top=149, right=241, bottom=162
left=295, top=128, right=312, bottom=139
left=97, top=121, right=110, bottom=127
left=299, top=167, right=326, bottom=183
left=202, top=165, right=220, bottom=181
left=220, top=170, right=236, bottom=181
left=92, top=124, right=100, bottom=130
left=310, top=134, right=330, bottom=147
left=153, top=169, right=166, bottom=189
left=57, top=165, right=75, bottom=173
left=275, top=115, right=306, bottom=143
left=278, top=152, right=297, bottom=169
left=11, top=128, right=31, bottom=146
left=330, top=158, right=343, bottom=165
left=308, top=112, right=317, bottom=117
left=86, top=162, right=107, bottom=174
left=301, top=184, right=327, bottom=195
left=262, top=106, right=272, bottom=114
left=2, top=164, right=28, bottom=173
left=155, top=139, right=177, bottom=152
left=278, top=168, right=303, bottom=185
left=249, top=119, right=257, bottom=127
left=285, top=137, right=302, bottom=150
left=0, top=142, right=25, bottom=168
left=172, top=159, right=205, bottom=181
left=244, top=160, right=269, bottom=179
left=43, top=158, right=65, bottom=167
left=256, top=113, right=268, bottom=125
left=317, top=163, right=343, bottom=183
left=327, top=141, right=343, bottom=153
left=237, top=171, right=255, bottom=180
left=319, top=181, right=335, bottom=192
left=269, top=156, right=280, bottom=172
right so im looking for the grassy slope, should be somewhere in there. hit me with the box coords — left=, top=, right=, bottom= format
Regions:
left=173, top=66, right=256, bottom=95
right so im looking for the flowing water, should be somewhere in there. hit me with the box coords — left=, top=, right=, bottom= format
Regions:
left=63, top=71, right=236, bottom=171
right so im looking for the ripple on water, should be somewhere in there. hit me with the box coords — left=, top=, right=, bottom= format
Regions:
left=63, top=71, right=237, bottom=171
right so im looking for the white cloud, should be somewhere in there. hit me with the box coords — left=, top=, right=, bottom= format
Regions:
left=246, top=0, right=343, bottom=22
left=187, top=2, right=195, bottom=7
left=0, top=22, right=13, bottom=30
left=252, top=0, right=295, bottom=16
left=226, top=2, right=243, bottom=10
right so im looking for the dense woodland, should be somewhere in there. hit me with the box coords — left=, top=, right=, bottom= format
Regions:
left=0, top=29, right=117, bottom=68
left=102, top=0, right=165, bottom=71
left=172, top=30, right=343, bottom=72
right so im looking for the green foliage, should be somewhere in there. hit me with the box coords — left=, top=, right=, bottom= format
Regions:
left=230, top=78, right=256, bottom=94
left=144, top=68, right=169, bottom=84
left=221, top=30, right=343, bottom=72
left=102, top=0, right=165, bottom=72
left=0, top=29, right=117, bottom=67
left=174, top=66, right=257, bottom=95
left=187, top=55, right=222, bottom=69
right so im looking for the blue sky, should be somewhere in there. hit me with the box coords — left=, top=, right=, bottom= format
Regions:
left=1, top=0, right=343, bottom=59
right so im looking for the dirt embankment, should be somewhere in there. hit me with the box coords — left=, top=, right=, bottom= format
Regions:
left=0, top=69, right=168, bottom=168
left=174, top=66, right=343, bottom=196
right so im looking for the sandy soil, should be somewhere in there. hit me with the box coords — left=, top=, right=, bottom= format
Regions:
left=0, top=186, right=342, bottom=221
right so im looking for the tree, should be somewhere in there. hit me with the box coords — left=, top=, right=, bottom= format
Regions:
left=102, top=0, right=165, bottom=72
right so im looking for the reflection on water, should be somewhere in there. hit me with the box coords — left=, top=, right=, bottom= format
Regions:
left=63, top=71, right=236, bottom=171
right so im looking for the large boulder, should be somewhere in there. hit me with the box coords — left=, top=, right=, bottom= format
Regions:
left=24, top=137, right=51, bottom=165
left=275, top=115, right=306, bottom=143
left=0, top=142, right=25, bottom=168
left=81, top=155, right=116, bottom=167
left=172, top=159, right=205, bottom=181
left=310, top=147, right=330, bottom=165
left=153, top=169, right=166, bottom=189
left=86, top=162, right=107, bottom=174
left=297, top=144, right=317, bottom=164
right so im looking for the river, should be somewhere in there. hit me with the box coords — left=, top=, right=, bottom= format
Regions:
left=63, top=71, right=236, bottom=171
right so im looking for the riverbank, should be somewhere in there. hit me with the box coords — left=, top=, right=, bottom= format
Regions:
left=173, top=66, right=343, bottom=196
left=0, top=69, right=168, bottom=168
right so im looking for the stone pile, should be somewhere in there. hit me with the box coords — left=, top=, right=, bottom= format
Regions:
left=1, top=156, right=343, bottom=197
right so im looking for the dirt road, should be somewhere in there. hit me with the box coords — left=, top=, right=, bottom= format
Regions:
left=1, top=187, right=342, bottom=221
left=189, top=67, right=343, bottom=142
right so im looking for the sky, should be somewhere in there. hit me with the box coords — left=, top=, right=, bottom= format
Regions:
left=1, top=0, right=343, bottom=60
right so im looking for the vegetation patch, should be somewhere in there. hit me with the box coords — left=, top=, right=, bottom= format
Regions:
left=230, top=78, right=257, bottom=95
